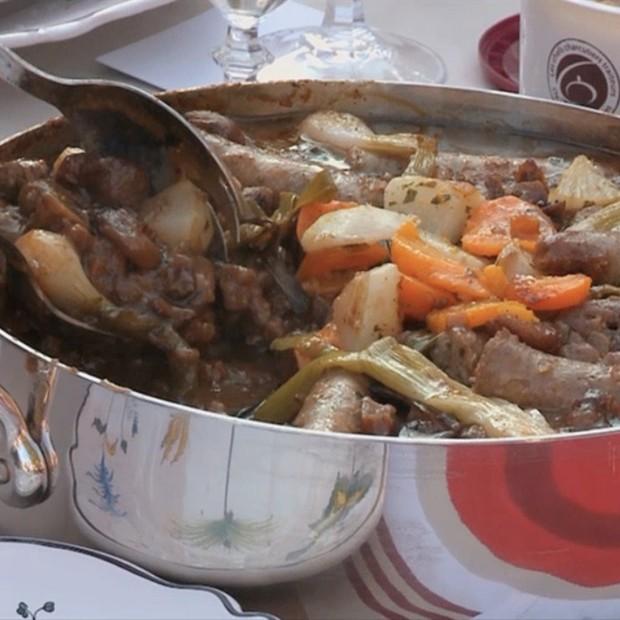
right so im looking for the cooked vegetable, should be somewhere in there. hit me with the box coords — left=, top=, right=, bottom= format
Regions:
left=300, top=204, right=411, bottom=252
left=297, top=243, right=389, bottom=280
left=480, top=264, right=510, bottom=298
left=568, top=200, right=620, bottom=232
left=495, top=241, right=538, bottom=280
left=505, top=273, right=592, bottom=311
left=254, top=337, right=553, bottom=437
left=332, top=263, right=402, bottom=351
left=141, top=179, right=214, bottom=254
left=462, top=195, right=555, bottom=256
left=299, top=110, right=434, bottom=158
left=418, top=229, right=488, bottom=272
left=399, top=274, right=456, bottom=321
left=296, top=169, right=338, bottom=209
left=426, top=300, right=537, bottom=333
left=384, top=175, right=481, bottom=243
left=549, top=155, right=620, bottom=212
left=392, top=221, right=490, bottom=300
left=296, top=200, right=355, bottom=240
left=16, top=229, right=107, bottom=316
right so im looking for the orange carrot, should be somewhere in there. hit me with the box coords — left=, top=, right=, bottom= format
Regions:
left=297, top=243, right=389, bottom=280
left=427, top=300, right=537, bottom=333
left=295, top=322, right=341, bottom=368
left=392, top=220, right=490, bottom=301
left=480, top=264, right=511, bottom=298
left=505, top=274, right=592, bottom=311
left=462, top=196, right=555, bottom=257
left=399, top=274, right=457, bottom=321
left=296, top=200, right=356, bottom=240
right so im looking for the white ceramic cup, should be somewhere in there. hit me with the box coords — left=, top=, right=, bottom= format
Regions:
left=520, top=0, right=620, bottom=114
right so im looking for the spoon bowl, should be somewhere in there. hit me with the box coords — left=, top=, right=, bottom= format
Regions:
left=0, top=46, right=241, bottom=260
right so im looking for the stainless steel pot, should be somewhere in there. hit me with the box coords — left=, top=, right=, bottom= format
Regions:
left=2, top=81, right=620, bottom=614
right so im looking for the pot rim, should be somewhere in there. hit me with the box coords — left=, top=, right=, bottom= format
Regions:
left=3, top=79, right=620, bottom=448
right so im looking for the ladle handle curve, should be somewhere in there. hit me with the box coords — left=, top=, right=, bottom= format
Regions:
left=0, top=45, right=70, bottom=111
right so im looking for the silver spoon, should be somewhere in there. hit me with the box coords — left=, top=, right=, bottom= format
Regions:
left=0, top=45, right=241, bottom=259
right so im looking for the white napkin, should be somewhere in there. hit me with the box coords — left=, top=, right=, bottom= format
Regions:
left=98, top=1, right=323, bottom=90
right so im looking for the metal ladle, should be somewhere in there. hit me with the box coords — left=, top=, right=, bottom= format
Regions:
left=0, top=46, right=243, bottom=337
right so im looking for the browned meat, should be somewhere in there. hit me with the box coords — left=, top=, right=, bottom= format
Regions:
left=360, top=397, right=397, bottom=436
left=95, top=208, right=161, bottom=270
left=55, top=151, right=150, bottom=209
left=474, top=330, right=620, bottom=424
left=534, top=231, right=620, bottom=284
left=428, top=327, right=488, bottom=386
left=217, top=263, right=285, bottom=341
left=84, top=236, right=127, bottom=300
left=556, top=298, right=620, bottom=362
left=186, top=110, right=249, bottom=145
left=0, top=159, right=49, bottom=202
left=511, top=180, right=548, bottom=205
left=242, top=186, right=278, bottom=215
left=19, top=180, right=88, bottom=231
left=487, top=315, right=561, bottom=354
left=293, top=369, right=367, bottom=433
left=0, top=201, right=26, bottom=241
left=515, top=159, right=546, bottom=184
left=200, top=133, right=387, bottom=206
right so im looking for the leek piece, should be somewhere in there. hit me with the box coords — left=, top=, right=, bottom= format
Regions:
left=255, top=337, right=553, bottom=438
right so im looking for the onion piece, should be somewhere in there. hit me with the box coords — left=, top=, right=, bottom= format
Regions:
left=300, top=204, right=411, bottom=252
left=549, top=155, right=620, bottom=212
left=384, top=175, right=482, bottom=243
left=141, top=179, right=214, bottom=255
left=333, top=263, right=402, bottom=351
left=15, top=229, right=106, bottom=317
left=496, top=241, right=538, bottom=280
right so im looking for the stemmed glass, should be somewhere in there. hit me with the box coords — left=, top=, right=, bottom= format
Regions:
left=258, top=0, right=446, bottom=82
left=211, top=0, right=287, bottom=81
left=212, top=0, right=446, bottom=84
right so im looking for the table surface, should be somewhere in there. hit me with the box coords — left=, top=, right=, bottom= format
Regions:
left=0, top=1, right=518, bottom=618
left=0, top=0, right=519, bottom=140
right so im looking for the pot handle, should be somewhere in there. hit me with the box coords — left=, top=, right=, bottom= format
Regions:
left=0, top=363, right=56, bottom=508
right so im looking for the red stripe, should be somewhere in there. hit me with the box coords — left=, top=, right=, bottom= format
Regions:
left=360, top=543, right=455, bottom=620
left=377, top=518, right=479, bottom=617
left=345, top=557, right=411, bottom=620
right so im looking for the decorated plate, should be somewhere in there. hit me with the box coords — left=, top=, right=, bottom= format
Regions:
left=0, top=538, right=277, bottom=620
left=0, top=0, right=176, bottom=48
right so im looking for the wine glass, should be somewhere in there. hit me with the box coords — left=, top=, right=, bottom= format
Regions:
left=257, top=0, right=446, bottom=82
left=211, top=0, right=287, bottom=81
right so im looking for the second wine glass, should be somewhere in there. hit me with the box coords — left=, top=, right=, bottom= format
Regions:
left=257, top=0, right=446, bottom=82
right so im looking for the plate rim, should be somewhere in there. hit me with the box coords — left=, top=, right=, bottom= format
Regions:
left=0, top=536, right=278, bottom=620
left=0, top=0, right=177, bottom=48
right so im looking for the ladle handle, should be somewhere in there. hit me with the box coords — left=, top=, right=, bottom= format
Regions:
left=0, top=45, right=70, bottom=111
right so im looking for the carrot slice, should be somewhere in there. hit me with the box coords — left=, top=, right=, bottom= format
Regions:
left=399, top=274, right=457, bottom=321
left=427, top=300, right=537, bottom=333
left=462, top=196, right=555, bottom=257
left=480, top=264, right=510, bottom=298
left=392, top=221, right=490, bottom=301
left=296, top=200, right=356, bottom=240
left=505, top=273, right=592, bottom=311
left=297, top=243, right=389, bottom=280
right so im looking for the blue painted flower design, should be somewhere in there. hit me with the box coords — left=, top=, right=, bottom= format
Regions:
left=87, top=452, right=127, bottom=517
left=16, top=601, right=55, bottom=619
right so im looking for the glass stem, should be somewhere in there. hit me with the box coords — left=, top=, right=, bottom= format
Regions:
left=213, top=15, right=273, bottom=82
left=322, top=0, right=366, bottom=27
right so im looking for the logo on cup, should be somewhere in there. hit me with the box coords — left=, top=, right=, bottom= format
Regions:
left=547, top=38, right=620, bottom=113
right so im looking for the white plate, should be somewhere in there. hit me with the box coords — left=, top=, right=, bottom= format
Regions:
left=0, top=537, right=277, bottom=620
left=0, top=0, right=176, bottom=48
